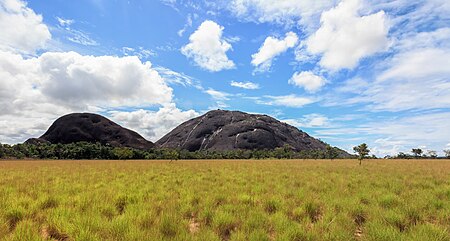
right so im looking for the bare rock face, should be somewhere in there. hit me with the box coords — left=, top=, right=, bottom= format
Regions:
left=27, top=113, right=154, bottom=150
left=156, top=110, right=331, bottom=152
left=24, top=138, right=50, bottom=145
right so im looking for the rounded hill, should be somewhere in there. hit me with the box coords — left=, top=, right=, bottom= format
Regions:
left=156, top=110, right=333, bottom=152
left=28, top=113, right=154, bottom=150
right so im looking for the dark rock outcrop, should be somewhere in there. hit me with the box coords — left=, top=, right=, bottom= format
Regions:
left=156, top=110, right=338, bottom=152
left=24, top=138, right=50, bottom=145
left=26, top=113, right=154, bottom=150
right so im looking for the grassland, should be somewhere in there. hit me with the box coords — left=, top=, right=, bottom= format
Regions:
left=0, top=160, right=449, bottom=241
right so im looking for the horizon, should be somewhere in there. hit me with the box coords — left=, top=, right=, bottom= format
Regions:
left=0, top=0, right=449, bottom=156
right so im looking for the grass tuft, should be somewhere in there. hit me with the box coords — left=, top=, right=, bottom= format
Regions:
left=213, top=211, right=238, bottom=240
left=5, top=208, right=24, bottom=231
left=304, top=201, right=322, bottom=223
left=263, top=199, right=280, bottom=214
left=114, top=195, right=128, bottom=215
left=352, top=208, right=367, bottom=226
left=159, top=213, right=179, bottom=237
left=40, top=196, right=59, bottom=210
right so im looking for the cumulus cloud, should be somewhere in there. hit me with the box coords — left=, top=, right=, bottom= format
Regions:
left=37, top=51, right=173, bottom=108
left=0, top=0, right=51, bottom=54
left=251, top=32, right=298, bottom=71
left=109, top=104, right=199, bottom=141
left=288, top=71, right=326, bottom=93
left=255, top=94, right=316, bottom=108
left=230, top=81, right=260, bottom=90
left=306, top=0, right=390, bottom=70
left=181, top=20, right=235, bottom=72
left=0, top=0, right=199, bottom=145
left=0, top=50, right=179, bottom=143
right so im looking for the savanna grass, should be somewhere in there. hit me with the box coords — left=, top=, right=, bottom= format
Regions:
left=0, top=159, right=449, bottom=240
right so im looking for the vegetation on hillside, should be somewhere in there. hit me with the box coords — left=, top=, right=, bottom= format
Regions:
left=0, top=142, right=349, bottom=160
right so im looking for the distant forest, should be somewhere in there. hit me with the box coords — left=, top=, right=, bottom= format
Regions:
left=1, top=142, right=350, bottom=160
left=2, top=142, right=449, bottom=160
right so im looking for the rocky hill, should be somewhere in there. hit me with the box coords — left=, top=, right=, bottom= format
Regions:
left=26, top=113, right=154, bottom=150
left=156, top=110, right=341, bottom=153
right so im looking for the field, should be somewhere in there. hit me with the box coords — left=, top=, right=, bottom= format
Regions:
left=0, top=160, right=449, bottom=241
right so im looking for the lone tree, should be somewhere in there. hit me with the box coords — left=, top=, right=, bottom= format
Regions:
left=411, top=148, right=423, bottom=158
left=353, top=143, right=370, bottom=165
left=444, top=149, right=450, bottom=159
left=325, top=145, right=339, bottom=161
left=427, top=150, right=437, bottom=159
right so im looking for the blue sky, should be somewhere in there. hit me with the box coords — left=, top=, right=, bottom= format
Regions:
left=0, top=0, right=449, bottom=156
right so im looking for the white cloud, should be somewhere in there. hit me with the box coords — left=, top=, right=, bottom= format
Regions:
left=122, top=46, right=156, bottom=59
left=0, top=50, right=178, bottom=143
left=322, top=10, right=450, bottom=111
left=370, top=0, right=450, bottom=37
left=230, top=81, right=260, bottom=90
left=306, top=0, right=390, bottom=70
left=394, top=28, right=450, bottom=52
left=256, top=94, right=316, bottom=108
left=224, top=36, right=240, bottom=43
left=56, top=16, right=74, bottom=27
left=109, top=104, right=199, bottom=142
left=205, top=88, right=231, bottom=101
left=362, top=48, right=450, bottom=111
left=204, top=88, right=232, bottom=109
left=379, top=48, right=450, bottom=82
left=283, top=114, right=330, bottom=128
left=177, top=13, right=194, bottom=37
left=335, top=77, right=368, bottom=94
left=0, top=0, right=200, bottom=145
left=0, top=0, right=51, bottom=54
left=154, top=66, right=202, bottom=89
left=54, top=16, right=98, bottom=46
left=36, top=51, right=173, bottom=108
left=181, top=20, right=235, bottom=72
left=251, top=32, right=298, bottom=71
left=66, top=30, right=98, bottom=46
left=288, top=71, right=326, bottom=93
left=228, top=0, right=337, bottom=28
left=316, top=112, right=450, bottom=156
left=368, top=112, right=450, bottom=155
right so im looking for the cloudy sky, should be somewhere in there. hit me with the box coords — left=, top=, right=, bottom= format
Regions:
left=0, top=0, right=449, bottom=156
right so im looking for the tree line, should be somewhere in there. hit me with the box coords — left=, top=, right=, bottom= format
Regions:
left=2, top=142, right=448, bottom=161
left=0, top=142, right=347, bottom=160
left=388, top=148, right=450, bottom=159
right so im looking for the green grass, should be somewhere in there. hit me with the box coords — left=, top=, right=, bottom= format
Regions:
left=0, top=159, right=449, bottom=240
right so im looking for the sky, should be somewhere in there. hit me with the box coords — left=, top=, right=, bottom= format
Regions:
left=0, top=0, right=449, bottom=157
